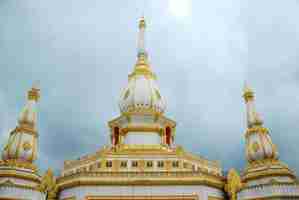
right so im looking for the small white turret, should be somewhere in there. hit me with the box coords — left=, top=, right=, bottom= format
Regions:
left=2, top=84, right=40, bottom=163
left=242, top=83, right=278, bottom=163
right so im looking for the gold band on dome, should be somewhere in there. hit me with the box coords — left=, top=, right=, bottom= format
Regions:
left=28, top=87, right=40, bottom=102
left=0, top=159, right=38, bottom=172
left=245, top=126, right=268, bottom=138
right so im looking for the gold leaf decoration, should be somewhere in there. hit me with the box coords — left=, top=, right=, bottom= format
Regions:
left=225, top=168, right=243, bottom=200
left=23, top=141, right=32, bottom=151
left=37, top=168, right=58, bottom=200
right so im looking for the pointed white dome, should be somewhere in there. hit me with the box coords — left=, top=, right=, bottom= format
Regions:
left=119, top=17, right=166, bottom=114
left=119, top=55, right=166, bottom=114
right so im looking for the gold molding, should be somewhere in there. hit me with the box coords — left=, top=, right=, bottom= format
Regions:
left=208, top=197, right=224, bottom=200
left=86, top=195, right=198, bottom=200
left=241, top=196, right=299, bottom=200
left=62, top=197, right=76, bottom=200
left=57, top=171, right=225, bottom=191
left=245, top=126, right=268, bottom=138
left=121, top=125, right=162, bottom=134
left=11, top=126, right=38, bottom=137
left=0, top=179, right=40, bottom=191
left=0, top=159, right=38, bottom=172
left=0, top=170, right=40, bottom=183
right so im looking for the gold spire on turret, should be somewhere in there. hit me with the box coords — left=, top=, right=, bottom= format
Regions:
left=241, top=83, right=295, bottom=183
left=28, top=86, right=40, bottom=102
left=139, top=16, right=146, bottom=29
left=18, top=84, right=40, bottom=129
left=242, top=83, right=263, bottom=127
left=137, top=16, right=147, bottom=59
left=243, top=83, right=254, bottom=103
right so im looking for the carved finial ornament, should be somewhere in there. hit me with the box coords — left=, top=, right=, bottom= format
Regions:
left=37, top=168, right=58, bottom=200
left=225, top=168, right=243, bottom=200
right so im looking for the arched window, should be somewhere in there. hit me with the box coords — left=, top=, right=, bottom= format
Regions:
left=114, top=127, right=120, bottom=145
left=165, top=126, right=171, bottom=146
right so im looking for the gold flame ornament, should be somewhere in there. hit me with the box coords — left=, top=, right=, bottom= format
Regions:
left=225, top=168, right=243, bottom=200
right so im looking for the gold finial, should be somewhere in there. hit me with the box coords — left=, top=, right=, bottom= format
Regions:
left=37, top=168, right=57, bottom=200
left=225, top=168, right=243, bottom=200
left=139, top=16, right=146, bottom=29
left=28, top=83, right=40, bottom=102
left=243, top=83, right=254, bottom=103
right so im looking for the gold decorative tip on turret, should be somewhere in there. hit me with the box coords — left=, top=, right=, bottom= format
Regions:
left=28, top=87, right=40, bottom=102
left=225, top=168, right=243, bottom=200
left=243, top=84, right=254, bottom=103
left=139, top=17, right=146, bottom=29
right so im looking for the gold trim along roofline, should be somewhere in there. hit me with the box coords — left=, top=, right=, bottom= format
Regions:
left=0, top=169, right=41, bottom=183
left=86, top=195, right=198, bottom=200
left=57, top=171, right=225, bottom=191
left=62, top=146, right=221, bottom=171
left=0, top=180, right=40, bottom=192
left=242, top=168, right=296, bottom=182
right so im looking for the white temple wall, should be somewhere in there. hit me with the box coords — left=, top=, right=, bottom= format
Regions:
left=124, top=132, right=161, bottom=145
left=59, top=185, right=224, bottom=200
left=0, top=186, right=45, bottom=200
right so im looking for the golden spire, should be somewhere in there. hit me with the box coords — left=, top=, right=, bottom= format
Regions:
left=242, top=83, right=263, bottom=127
left=139, top=16, right=146, bottom=29
left=18, top=83, right=40, bottom=129
left=28, top=86, right=40, bottom=102
left=242, top=82, right=254, bottom=103
left=129, top=16, right=155, bottom=80
left=137, top=16, right=147, bottom=59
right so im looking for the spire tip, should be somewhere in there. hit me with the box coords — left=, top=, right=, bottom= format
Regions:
left=139, top=16, right=146, bottom=29
left=243, top=81, right=254, bottom=102
left=28, top=81, right=40, bottom=102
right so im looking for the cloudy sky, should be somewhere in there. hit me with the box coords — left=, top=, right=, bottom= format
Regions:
left=1, top=0, right=299, bottom=175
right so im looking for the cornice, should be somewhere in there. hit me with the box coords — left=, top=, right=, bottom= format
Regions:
left=0, top=179, right=40, bottom=191
left=57, top=171, right=225, bottom=191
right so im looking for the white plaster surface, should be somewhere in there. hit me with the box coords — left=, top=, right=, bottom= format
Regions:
left=59, top=185, right=224, bottom=200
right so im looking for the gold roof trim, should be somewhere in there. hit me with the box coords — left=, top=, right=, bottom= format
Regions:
left=242, top=168, right=296, bottom=182
left=62, top=146, right=221, bottom=172
left=0, top=159, right=38, bottom=172
left=121, top=125, right=162, bottom=134
left=10, top=126, right=38, bottom=137
left=0, top=179, right=40, bottom=191
left=0, top=167, right=40, bottom=183
left=57, top=171, right=225, bottom=191
left=86, top=195, right=198, bottom=200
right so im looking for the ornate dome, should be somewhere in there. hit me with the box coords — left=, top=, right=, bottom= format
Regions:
left=119, top=54, right=166, bottom=114
left=119, top=17, right=166, bottom=114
